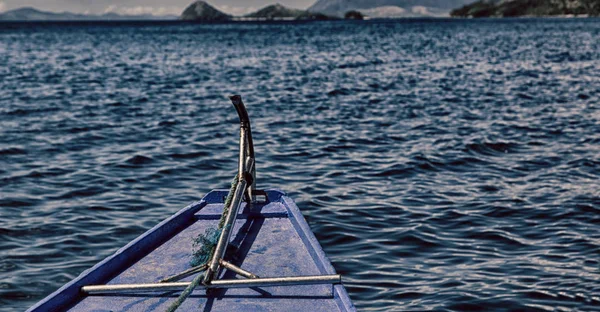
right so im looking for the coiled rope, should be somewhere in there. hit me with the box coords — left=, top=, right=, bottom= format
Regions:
left=166, top=174, right=239, bottom=312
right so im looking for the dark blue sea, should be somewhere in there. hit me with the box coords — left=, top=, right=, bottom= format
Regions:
left=1, top=18, right=600, bottom=311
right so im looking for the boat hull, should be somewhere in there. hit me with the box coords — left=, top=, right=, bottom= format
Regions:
left=28, top=189, right=354, bottom=311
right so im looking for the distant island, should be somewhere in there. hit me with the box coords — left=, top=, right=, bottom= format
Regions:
left=0, top=7, right=177, bottom=21
left=180, top=1, right=232, bottom=21
left=451, top=0, right=600, bottom=17
left=308, top=0, right=474, bottom=17
left=181, top=1, right=339, bottom=21
left=0, top=2, right=351, bottom=22
left=245, top=3, right=333, bottom=20
left=181, top=0, right=477, bottom=21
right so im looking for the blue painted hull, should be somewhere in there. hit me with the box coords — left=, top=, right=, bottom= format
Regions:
left=28, top=190, right=354, bottom=311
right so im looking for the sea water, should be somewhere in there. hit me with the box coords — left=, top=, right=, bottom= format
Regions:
left=1, top=19, right=600, bottom=311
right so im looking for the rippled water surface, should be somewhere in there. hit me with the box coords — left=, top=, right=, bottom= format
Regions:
left=2, top=19, right=600, bottom=311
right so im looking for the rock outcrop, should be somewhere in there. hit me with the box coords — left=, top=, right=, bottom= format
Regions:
left=180, top=1, right=231, bottom=21
left=344, top=10, right=365, bottom=19
left=451, top=0, right=600, bottom=17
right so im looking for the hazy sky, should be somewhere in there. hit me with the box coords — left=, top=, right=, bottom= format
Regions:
left=0, top=0, right=317, bottom=15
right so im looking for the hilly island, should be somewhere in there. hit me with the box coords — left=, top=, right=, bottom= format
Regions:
left=0, top=1, right=344, bottom=22
left=179, top=0, right=481, bottom=20
left=181, top=1, right=340, bottom=21
left=452, top=0, right=600, bottom=17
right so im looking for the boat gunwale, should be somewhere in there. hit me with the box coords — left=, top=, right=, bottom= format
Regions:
left=26, top=198, right=209, bottom=312
left=280, top=194, right=355, bottom=311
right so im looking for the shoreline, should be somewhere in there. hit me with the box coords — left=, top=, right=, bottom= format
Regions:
left=1, top=15, right=599, bottom=23
left=452, top=14, right=593, bottom=19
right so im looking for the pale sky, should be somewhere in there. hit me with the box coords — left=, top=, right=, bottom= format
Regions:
left=0, top=0, right=317, bottom=16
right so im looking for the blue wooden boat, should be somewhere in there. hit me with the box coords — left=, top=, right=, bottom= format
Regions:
left=28, top=96, right=354, bottom=312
